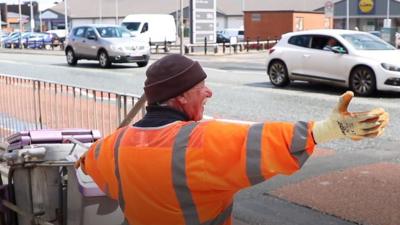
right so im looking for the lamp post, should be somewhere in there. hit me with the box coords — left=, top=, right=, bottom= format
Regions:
left=29, top=0, right=34, bottom=32
left=179, top=0, right=183, bottom=54
left=18, top=0, right=23, bottom=32
left=64, top=0, right=68, bottom=36
left=99, top=0, right=102, bottom=23
left=0, top=5, right=2, bottom=32
left=115, top=0, right=119, bottom=24
left=386, top=0, right=390, bottom=19
left=346, top=0, right=349, bottom=29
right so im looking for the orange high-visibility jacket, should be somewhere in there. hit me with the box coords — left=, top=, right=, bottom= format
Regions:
left=84, top=120, right=316, bottom=225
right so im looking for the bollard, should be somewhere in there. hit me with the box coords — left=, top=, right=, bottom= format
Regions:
left=185, top=45, right=189, bottom=54
left=233, top=44, right=237, bottom=54
left=223, top=41, right=226, bottom=54
left=246, top=38, right=249, bottom=52
left=204, top=37, right=207, bottom=55
left=257, top=37, right=260, bottom=51
left=42, top=38, right=45, bottom=49
left=156, top=45, right=159, bottom=54
left=164, top=38, right=168, bottom=53
left=214, top=45, right=218, bottom=54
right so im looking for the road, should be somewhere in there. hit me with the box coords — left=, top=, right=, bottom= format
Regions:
left=0, top=50, right=399, bottom=224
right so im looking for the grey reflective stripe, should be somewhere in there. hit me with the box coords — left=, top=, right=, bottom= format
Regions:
left=246, top=123, right=265, bottom=185
left=201, top=203, right=233, bottom=225
left=172, top=122, right=200, bottom=225
left=114, top=127, right=129, bottom=212
left=94, top=139, right=103, bottom=160
left=290, top=121, right=310, bottom=167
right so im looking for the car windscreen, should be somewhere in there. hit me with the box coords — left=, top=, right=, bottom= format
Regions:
left=121, top=22, right=141, bottom=32
left=341, top=33, right=395, bottom=50
left=96, top=27, right=131, bottom=38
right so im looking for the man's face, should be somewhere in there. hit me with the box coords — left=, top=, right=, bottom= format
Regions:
left=180, top=81, right=213, bottom=121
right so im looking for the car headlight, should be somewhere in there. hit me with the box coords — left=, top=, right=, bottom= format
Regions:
left=110, top=45, right=124, bottom=51
left=381, top=63, right=400, bottom=72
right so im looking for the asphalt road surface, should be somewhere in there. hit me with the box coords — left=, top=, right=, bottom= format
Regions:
left=0, top=50, right=399, bottom=224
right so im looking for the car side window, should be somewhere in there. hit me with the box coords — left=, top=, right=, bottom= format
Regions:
left=86, top=27, right=96, bottom=38
left=141, top=23, right=148, bottom=33
left=311, top=35, right=347, bottom=53
left=288, top=35, right=311, bottom=48
left=74, top=27, right=86, bottom=38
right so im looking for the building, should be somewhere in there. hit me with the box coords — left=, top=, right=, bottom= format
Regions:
left=41, top=0, right=244, bottom=34
left=321, top=0, right=400, bottom=32
left=6, top=12, right=29, bottom=32
left=0, top=1, right=39, bottom=32
left=243, top=0, right=336, bottom=41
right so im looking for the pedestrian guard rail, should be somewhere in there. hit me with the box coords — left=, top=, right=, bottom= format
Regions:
left=0, top=73, right=146, bottom=142
left=0, top=73, right=147, bottom=225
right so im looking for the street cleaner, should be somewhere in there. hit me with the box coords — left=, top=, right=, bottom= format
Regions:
left=75, top=54, right=389, bottom=225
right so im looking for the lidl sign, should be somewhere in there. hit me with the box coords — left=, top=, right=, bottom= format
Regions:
left=358, top=0, right=375, bottom=14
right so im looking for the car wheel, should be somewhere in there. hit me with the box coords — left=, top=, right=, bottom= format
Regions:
left=350, top=66, right=376, bottom=96
left=268, top=60, right=290, bottom=87
left=66, top=49, right=78, bottom=66
left=99, top=51, right=111, bottom=68
left=137, top=61, right=148, bottom=67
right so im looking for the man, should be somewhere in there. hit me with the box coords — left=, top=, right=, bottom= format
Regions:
left=323, top=38, right=338, bottom=51
left=75, top=54, right=388, bottom=225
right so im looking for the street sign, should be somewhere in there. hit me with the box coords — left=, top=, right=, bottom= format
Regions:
left=384, top=19, right=392, bottom=28
left=324, top=0, right=334, bottom=18
left=191, top=0, right=216, bottom=44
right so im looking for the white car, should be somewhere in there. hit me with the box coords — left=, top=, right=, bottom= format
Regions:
left=266, top=29, right=400, bottom=96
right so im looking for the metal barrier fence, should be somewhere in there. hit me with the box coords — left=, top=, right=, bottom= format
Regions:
left=0, top=74, right=146, bottom=141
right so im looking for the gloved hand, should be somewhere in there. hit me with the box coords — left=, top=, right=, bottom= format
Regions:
left=74, top=151, right=88, bottom=174
left=312, top=91, right=389, bottom=144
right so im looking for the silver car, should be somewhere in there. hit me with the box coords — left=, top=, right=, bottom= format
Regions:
left=65, top=24, right=150, bottom=68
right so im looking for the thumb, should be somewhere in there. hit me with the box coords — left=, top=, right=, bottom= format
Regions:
left=336, top=91, right=354, bottom=114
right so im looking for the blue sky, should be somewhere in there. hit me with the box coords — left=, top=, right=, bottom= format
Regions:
left=0, top=0, right=58, bottom=10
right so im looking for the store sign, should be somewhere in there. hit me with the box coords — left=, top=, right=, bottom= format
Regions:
left=324, top=1, right=334, bottom=18
left=358, top=0, right=375, bottom=14
left=191, top=0, right=216, bottom=43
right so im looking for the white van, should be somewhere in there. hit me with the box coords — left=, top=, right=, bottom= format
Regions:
left=121, top=14, right=176, bottom=45
left=221, top=28, right=245, bottom=42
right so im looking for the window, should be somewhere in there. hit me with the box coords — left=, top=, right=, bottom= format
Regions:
left=295, top=17, right=304, bottom=31
left=141, top=23, right=148, bottom=33
left=121, top=22, right=141, bottom=32
left=73, top=27, right=86, bottom=37
left=251, top=13, right=261, bottom=22
left=86, top=27, right=96, bottom=38
left=311, top=35, right=347, bottom=52
left=341, top=33, right=395, bottom=50
left=288, top=35, right=311, bottom=48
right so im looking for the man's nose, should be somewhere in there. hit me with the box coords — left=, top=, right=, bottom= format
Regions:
left=205, top=86, right=213, bottom=98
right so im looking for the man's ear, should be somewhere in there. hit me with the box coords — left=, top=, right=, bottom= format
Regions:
left=175, top=94, right=188, bottom=105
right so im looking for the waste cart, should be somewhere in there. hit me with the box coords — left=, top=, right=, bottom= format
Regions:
left=0, top=129, right=125, bottom=225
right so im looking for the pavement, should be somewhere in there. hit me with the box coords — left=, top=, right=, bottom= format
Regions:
left=233, top=145, right=400, bottom=225
left=1, top=47, right=399, bottom=225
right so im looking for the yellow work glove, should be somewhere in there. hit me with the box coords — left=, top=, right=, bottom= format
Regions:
left=74, top=151, right=88, bottom=174
left=312, top=91, right=389, bottom=144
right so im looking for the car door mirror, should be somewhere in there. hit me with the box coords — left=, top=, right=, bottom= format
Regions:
left=87, top=34, right=97, bottom=40
left=331, top=46, right=346, bottom=54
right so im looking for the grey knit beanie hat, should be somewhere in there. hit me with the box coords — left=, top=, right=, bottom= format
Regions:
left=144, top=54, right=207, bottom=105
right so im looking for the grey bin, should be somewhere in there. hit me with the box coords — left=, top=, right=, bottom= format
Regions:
left=3, top=129, right=103, bottom=225
left=66, top=167, right=124, bottom=225
left=10, top=144, right=86, bottom=225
